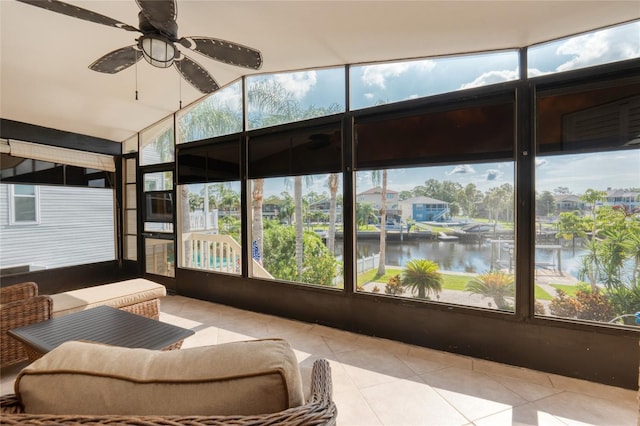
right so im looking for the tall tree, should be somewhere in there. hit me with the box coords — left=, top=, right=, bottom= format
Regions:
left=371, top=170, right=388, bottom=276
left=294, top=176, right=304, bottom=277
left=327, top=173, right=339, bottom=254
left=252, top=179, right=265, bottom=265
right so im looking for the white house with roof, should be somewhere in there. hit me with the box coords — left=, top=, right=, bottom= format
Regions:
left=356, top=187, right=401, bottom=219
left=603, top=188, right=640, bottom=210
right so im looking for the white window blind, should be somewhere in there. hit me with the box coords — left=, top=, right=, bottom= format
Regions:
left=7, top=140, right=116, bottom=172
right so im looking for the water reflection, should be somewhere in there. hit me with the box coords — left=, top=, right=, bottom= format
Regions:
left=343, top=239, right=586, bottom=277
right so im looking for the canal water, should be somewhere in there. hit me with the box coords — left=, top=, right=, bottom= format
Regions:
left=336, top=239, right=588, bottom=277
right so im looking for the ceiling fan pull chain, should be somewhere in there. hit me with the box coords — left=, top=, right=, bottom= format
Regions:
left=179, top=73, right=182, bottom=110
left=135, top=58, right=139, bottom=101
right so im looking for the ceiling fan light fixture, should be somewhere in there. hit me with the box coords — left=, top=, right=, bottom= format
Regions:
left=139, top=34, right=175, bottom=68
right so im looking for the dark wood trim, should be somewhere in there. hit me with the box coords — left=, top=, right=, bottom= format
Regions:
left=0, top=119, right=120, bottom=155
left=0, top=261, right=137, bottom=295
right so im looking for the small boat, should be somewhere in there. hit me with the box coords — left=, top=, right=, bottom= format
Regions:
left=438, top=232, right=459, bottom=241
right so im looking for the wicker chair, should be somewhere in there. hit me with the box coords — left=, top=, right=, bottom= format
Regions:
left=0, top=282, right=53, bottom=368
left=0, top=358, right=337, bottom=425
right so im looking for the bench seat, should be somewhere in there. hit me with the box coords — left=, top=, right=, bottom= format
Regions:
left=50, top=279, right=166, bottom=320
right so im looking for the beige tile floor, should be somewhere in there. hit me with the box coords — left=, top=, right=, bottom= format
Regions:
left=1, top=294, right=637, bottom=426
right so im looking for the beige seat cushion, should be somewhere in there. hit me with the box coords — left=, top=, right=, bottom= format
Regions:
left=50, top=279, right=166, bottom=317
left=16, top=339, right=304, bottom=416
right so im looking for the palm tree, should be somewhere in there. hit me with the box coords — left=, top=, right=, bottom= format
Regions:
left=251, top=179, right=265, bottom=265
left=356, top=202, right=377, bottom=229
left=294, top=176, right=304, bottom=277
left=401, top=259, right=443, bottom=299
left=371, top=170, right=388, bottom=276
left=326, top=173, right=339, bottom=255
left=466, top=271, right=515, bottom=310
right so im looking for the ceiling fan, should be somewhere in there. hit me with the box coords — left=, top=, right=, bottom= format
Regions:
left=16, top=0, right=263, bottom=94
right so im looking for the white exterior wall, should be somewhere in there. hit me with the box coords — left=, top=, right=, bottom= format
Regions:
left=0, top=184, right=115, bottom=270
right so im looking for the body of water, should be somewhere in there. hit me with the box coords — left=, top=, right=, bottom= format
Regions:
left=336, top=239, right=588, bottom=277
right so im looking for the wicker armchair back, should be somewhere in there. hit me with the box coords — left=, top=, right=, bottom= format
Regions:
left=0, top=359, right=337, bottom=425
left=0, top=282, right=53, bottom=368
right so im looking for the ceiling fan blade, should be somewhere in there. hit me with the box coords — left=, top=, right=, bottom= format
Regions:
left=135, top=0, right=178, bottom=37
left=89, top=46, right=142, bottom=74
left=16, top=0, right=138, bottom=32
left=180, top=37, right=262, bottom=70
left=174, top=54, right=219, bottom=94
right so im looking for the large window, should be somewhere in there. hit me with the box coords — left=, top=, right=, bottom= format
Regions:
left=249, top=174, right=343, bottom=287
left=247, top=67, right=345, bottom=130
left=350, top=51, right=519, bottom=110
left=354, top=163, right=515, bottom=310
left=179, top=181, right=242, bottom=275
left=0, top=183, right=115, bottom=272
left=177, top=81, right=243, bottom=144
left=534, top=77, right=640, bottom=325
left=528, top=20, right=640, bottom=77
left=354, top=95, right=516, bottom=310
left=140, top=116, right=175, bottom=166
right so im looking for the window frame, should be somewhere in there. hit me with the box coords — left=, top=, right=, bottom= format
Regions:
left=9, top=184, right=40, bottom=225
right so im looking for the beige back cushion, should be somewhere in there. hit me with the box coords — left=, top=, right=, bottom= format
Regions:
left=16, top=339, right=304, bottom=416
left=50, top=279, right=166, bottom=317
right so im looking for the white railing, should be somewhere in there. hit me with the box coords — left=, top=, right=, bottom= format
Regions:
left=182, top=232, right=272, bottom=279
left=356, top=253, right=380, bottom=274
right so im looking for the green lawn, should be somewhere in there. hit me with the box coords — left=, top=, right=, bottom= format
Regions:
left=357, top=269, right=472, bottom=291
left=535, top=285, right=554, bottom=300
left=358, top=268, right=556, bottom=300
left=550, top=283, right=581, bottom=297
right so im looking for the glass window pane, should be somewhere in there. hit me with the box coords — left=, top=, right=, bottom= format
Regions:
left=126, top=210, right=137, bottom=234
left=140, top=116, right=174, bottom=165
left=14, top=197, right=36, bottom=221
left=179, top=182, right=242, bottom=275
left=356, top=98, right=515, bottom=168
left=535, top=79, right=640, bottom=326
left=247, top=67, right=345, bottom=130
left=126, top=184, right=137, bottom=209
left=1, top=184, right=115, bottom=270
left=537, top=78, right=640, bottom=154
left=248, top=121, right=342, bottom=178
left=528, top=21, right=640, bottom=78
left=125, top=158, right=137, bottom=183
left=143, top=172, right=173, bottom=191
left=249, top=174, right=343, bottom=288
left=14, top=184, right=35, bottom=196
left=125, top=235, right=137, bottom=261
left=145, top=238, right=174, bottom=277
left=177, top=81, right=243, bottom=144
left=350, top=51, right=519, bottom=110
left=354, top=164, right=515, bottom=312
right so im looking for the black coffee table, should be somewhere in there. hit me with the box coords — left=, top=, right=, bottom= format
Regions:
left=8, top=305, right=194, bottom=361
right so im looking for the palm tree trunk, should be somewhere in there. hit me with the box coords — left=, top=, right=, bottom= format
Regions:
left=252, top=179, right=265, bottom=266
left=377, top=169, right=387, bottom=276
left=295, top=176, right=303, bottom=277
left=181, top=186, right=192, bottom=267
left=327, top=173, right=338, bottom=255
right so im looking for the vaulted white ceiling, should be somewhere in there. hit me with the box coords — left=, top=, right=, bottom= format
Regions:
left=1, top=1, right=638, bottom=144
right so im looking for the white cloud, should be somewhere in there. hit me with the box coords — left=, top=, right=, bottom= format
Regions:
left=274, top=71, right=317, bottom=99
left=448, top=164, right=475, bottom=175
left=555, top=25, right=640, bottom=72
left=459, top=69, right=519, bottom=90
left=361, top=60, right=436, bottom=89
left=364, top=93, right=374, bottom=99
